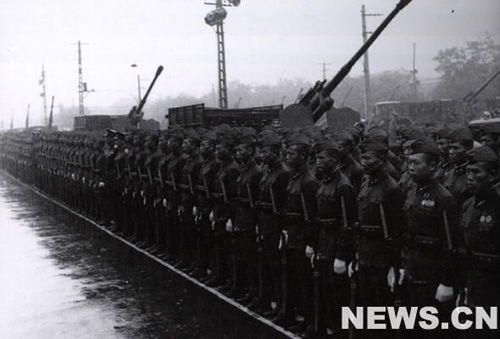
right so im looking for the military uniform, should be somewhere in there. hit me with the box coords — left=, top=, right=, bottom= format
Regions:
left=443, top=128, right=474, bottom=206
left=314, top=141, right=357, bottom=335
left=460, top=147, right=500, bottom=309
left=403, top=140, right=459, bottom=339
left=275, top=133, right=318, bottom=329
left=256, top=132, right=290, bottom=313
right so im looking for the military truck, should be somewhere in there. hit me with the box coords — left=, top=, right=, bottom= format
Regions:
left=167, top=104, right=281, bottom=129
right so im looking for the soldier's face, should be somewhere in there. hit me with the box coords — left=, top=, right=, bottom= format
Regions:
left=259, top=146, right=277, bottom=165
left=235, top=144, right=252, bottom=164
left=360, top=152, right=383, bottom=174
left=480, top=134, right=497, bottom=148
left=466, top=163, right=495, bottom=194
left=168, top=139, right=181, bottom=154
left=408, top=153, right=436, bottom=182
left=285, top=145, right=305, bottom=169
left=436, top=138, right=449, bottom=158
left=182, top=139, right=196, bottom=155
left=200, top=140, right=214, bottom=158
left=449, top=142, right=468, bottom=163
left=337, top=142, right=350, bottom=158
left=403, top=145, right=413, bottom=159
left=316, top=151, right=339, bottom=173
left=215, top=143, right=231, bottom=161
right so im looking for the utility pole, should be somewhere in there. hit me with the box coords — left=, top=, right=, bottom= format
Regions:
left=361, top=5, right=383, bottom=120
left=131, top=64, right=142, bottom=102
left=318, top=62, right=331, bottom=81
left=74, top=41, right=89, bottom=115
left=410, top=42, right=419, bottom=101
left=205, top=0, right=241, bottom=109
left=40, top=65, right=48, bottom=125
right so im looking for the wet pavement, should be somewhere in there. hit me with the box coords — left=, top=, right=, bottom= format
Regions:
left=0, top=173, right=286, bottom=339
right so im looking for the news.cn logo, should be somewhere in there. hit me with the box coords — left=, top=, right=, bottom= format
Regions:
left=342, top=306, right=498, bottom=330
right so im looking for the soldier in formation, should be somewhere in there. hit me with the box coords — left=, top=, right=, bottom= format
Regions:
left=1, top=118, right=499, bottom=339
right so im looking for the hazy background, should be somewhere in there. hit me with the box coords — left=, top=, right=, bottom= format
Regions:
left=1, top=0, right=499, bottom=127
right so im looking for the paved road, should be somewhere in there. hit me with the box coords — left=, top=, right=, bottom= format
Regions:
left=0, top=174, right=285, bottom=339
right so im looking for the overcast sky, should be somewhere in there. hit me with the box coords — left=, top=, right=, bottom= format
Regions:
left=1, top=0, right=499, bottom=127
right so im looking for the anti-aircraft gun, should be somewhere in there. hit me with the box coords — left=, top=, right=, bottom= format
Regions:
left=279, top=0, right=413, bottom=128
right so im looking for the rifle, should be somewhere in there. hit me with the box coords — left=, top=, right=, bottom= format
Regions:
left=257, top=233, right=264, bottom=303
left=147, top=167, right=153, bottom=185
left=201, top=172, right=210, bottom=198
left=280, top=0, right=413, bottom=126
left=269, top=185, right=277, bottom=214
left=379, top=203, right=390, bottom=240
left=300, top=192, right=310, bottom=221
left=188, top=172, right=195, bottom=195
left=279, top=231, right=288, bottom=317
left=128, top=66, right=164, bottom=127
left=312, top=254, right=320, bottom=334
left=170, top=171, right=177, bottom=191
left=220, top=177, right=228, bottom=204
left=246, top=182, right=254, bottom=208
left=349, top=263, right=358, bottom=339
left=442, top=210, right=453, bottom=251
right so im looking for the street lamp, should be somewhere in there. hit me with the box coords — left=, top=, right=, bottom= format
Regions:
left=204, top=0, right=241, bottom=109
left=130, top=64, right=142, bottom=103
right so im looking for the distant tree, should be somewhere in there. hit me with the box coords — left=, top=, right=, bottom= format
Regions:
left=432, top=35, right=500, bottom=100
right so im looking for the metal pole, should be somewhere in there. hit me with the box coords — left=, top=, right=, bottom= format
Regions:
left=216, top=0, right=228, bottom=109
left=361, top=5, right=383, bottom=120
left=42, top=65, right=48, bottom=125
left=361, top=5, right=371, bottom=120
left=137, top=74, right=142, bottom=102
left=411, top=42, right=418, bottom=101
left=78, top=41, right=84, bottom=115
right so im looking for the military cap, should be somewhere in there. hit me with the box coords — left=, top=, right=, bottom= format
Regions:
left=449, top=128, right=473, bottom=142
left=359, top=139, right=388, bottom=156
left=409, top=138, right=441, bottom=156
left=345, top=127, right=362, bottom=143
left=365, top=127, right=388, bottom=139
left=184, top=128, right=200, bottom=141
left=402, top=139, right=416, bottom=149
left=196, top=127, right=209, bottom=136
left=436, top=128, right=451, bottom=140
left=404, top=127, right=426, bottom=141
left=201, top=130, right=217, bottom=142
left=215, top=124, right=237, bottom=146
left=334, top=131, right=357, bottom=144
left=286, top=133, right=310, bottom=146
left=467, top=146, right=498, bottom=166
left=315, top=141, right=341, bottom=159
left=238, top=127, right=257, bottom=145
left=259, top=131, right=281, bottom=147
left=148, top=134, right=159, bottom=143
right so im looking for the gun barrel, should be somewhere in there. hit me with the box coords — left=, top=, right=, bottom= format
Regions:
left=310, top=0, right=413, bottom=121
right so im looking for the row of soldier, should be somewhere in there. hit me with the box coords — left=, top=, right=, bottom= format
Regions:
left=0, top=121, right=498, bottom=339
